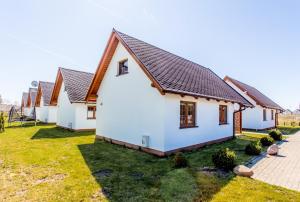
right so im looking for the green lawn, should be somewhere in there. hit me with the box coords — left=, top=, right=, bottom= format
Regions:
left=1, top=124, right=299, bottom=201
left=277, top=125, right=300, bottom=135
left=243, top=126, right=300, bottom=136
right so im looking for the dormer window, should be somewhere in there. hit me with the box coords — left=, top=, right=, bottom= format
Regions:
left=118, top=59, right=128, bottom=75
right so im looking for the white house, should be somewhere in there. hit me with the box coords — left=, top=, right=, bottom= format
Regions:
left=50, top=67, right=96, bottom=131
left=85, top=29, right=252, bottom=156
left=25, top=88, right=37, bottom=117
left=224, top=76, right=283, bottom=130
left=35, top=81, right=57, bottom=123
left=21, top=92, right=29, bottom=116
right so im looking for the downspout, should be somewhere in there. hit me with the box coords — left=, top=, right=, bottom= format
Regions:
left=233, top=104, right=247, bottom=138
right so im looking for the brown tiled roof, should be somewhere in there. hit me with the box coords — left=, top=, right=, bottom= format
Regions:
left=60, top=68, right=94, bottom=102
left=224, top=76, right=283, bottom=110
left=39, top=81, right=55, bottom=106
left=29, top=88, right=37, bottom=106
left=21, top=92, right=28, bottom=107
left=109, top=30, right=251, bottom=106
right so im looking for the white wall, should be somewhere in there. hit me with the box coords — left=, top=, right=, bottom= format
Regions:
left=47, top=106, right=57, bottom=123
left=57, top=82, right=76, bottom=129
left=23, top=107, right=30, bottom=116
left=96, top=42, right=165, bottom=151
left=36, top=95, right=57, bottom=123
left=164, top=94, right=234, bottom=151
left=56, top=82, right=95, bottom=130
left=226, top=80, right=276, bottom=130
left=96, top=42, right=234, bottom=152
left=74, top=103, right=96, bottom=130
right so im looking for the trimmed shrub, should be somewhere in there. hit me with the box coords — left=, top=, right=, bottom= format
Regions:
left=260, top=136, right=275, bottom=146
left=212, top=148, right=236, bottom=171
left=173, top=152, right=188, bottom=168
left=269, top=130, right=283, bottom=141
left=245, top=141, right=262, bottom=155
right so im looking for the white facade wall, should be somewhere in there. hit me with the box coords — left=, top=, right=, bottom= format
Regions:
left=36, top=96, right=57, bottom=123
left=96, top=42, right=165, bottom=151
left=164, top=94, right=234, bottom=151
left=73, top=103, right=96, bottom=130
left=96, top=42, right=234, bottom=152
left=23, top=107, right=30, bottom=116
left=56, top=82, right=95, bottom=130
left=47, top=106, right=57, bottom=123
left=226, top=80, right=276, bottom=130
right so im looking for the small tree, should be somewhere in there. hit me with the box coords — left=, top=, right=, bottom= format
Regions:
left=0, top=112, right=4, bottom=133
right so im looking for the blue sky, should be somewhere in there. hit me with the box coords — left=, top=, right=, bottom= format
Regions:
left=0, top=0, right=299, bottom=109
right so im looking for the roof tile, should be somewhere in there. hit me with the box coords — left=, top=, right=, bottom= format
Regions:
left=115, top=30, right=251, bottom=106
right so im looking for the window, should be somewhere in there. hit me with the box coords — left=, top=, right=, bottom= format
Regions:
left=263, top=109, right=267, bottom=121
left=180, top=101, right=196, bottom=128
left=118, top=59, right=128, bottom=75
left=271, top=110, right=274, bottom=120
left=219, top=105, right=228, bottom=125
left=87, top=106, right=96, bottom=119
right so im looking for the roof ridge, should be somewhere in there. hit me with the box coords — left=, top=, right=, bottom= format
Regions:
left=39, top=81, right=55, bottom=84
left=59, top=67, right=94, bottom=75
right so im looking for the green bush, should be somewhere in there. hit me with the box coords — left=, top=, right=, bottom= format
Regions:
left=269, top=130, right=282, bottom=141
left=0, top=112, right=4, bottom=133
left=173, top=152, right=188, bottom=168
left=212, top=148, right=236, bottom=171
left=260, top=136, right=275, bottom=146
left=245, top=141, right=262, bottom=155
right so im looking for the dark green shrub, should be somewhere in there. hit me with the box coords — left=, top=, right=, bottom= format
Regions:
left=260, top=136, right=274, bottom=146
left=245, top=141, right=262, bottom=155
left=0, top=112, right=4, bottom=133
left=173, top=152, right=188, bottom=168
left=212, top=148, right=236, bottom=171
left=269, top=130, right=282, bottom=141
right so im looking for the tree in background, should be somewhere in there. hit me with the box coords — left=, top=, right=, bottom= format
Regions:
left=0, top=112, right=4, bottom=133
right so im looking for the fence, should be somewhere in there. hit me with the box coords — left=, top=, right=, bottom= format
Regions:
left=279, top=114, right=300, bottom=127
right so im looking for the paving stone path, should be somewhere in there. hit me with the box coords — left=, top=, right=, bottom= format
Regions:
left=248, top=131, right=300, bottom=191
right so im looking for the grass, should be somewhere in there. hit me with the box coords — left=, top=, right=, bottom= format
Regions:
left=277, top=125, right=300, bottom=135
left=1, top=124, right=300, bottom=201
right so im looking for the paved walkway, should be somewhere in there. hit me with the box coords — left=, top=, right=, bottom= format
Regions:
left=248, top=132, right=300, bottom=191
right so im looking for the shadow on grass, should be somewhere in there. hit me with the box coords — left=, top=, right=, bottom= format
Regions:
left=77, top=138, right=253, bottom=201
left=78, top=140, right=172, bottom=201
left=31, top=127, right=94, bottom=139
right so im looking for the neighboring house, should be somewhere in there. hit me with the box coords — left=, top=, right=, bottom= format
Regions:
left=26, top=88, right=37, bottom=117
left=85, top=29, right=252, bottom=156
left=282, top=109, right=293, bottom=116
left=224, top=76, right=283, bottom=130
left=50, top=67, right=96, bottom=131
left=21, top=92, right=29, bottom=115
left=35, top=81, right=57, bottom=123
left=0, top=104, right=14, bottom=112
left=294, top=109, right=300, bottom=115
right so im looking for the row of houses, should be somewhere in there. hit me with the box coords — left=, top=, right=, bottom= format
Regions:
left=20, top=29, right=283, bottom=156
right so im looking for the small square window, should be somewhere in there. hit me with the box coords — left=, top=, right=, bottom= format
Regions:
left=118, top=59, right=128, bottom=75
left=180, top=101, right=196, bottom=128
left=87, top=106, right=96, bottom=119
left=219, top=105, right=228, bottom=125
left=263, top=109, right=267, bottom=121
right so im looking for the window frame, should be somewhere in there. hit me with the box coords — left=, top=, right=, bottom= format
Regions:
left=263, top=109, right=267, bottom=121
left=87, top=106, right=96, bottom=120
left=271, top=110, right=274, bottom=120
left=117, top=59, right=129, bottom=76
left=180, top=101, right=197, bottom=129
left=219, top=105, right=228, bottom=125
